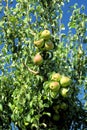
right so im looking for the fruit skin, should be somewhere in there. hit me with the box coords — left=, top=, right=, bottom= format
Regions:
left=49, top=81, right=60, bottom=91
left=60, top=88, right=69, bottom=97
left=45, top=41, right=54, bottom=50
left=34, top=39, right=44, bottom=48
left=60, top=76, right=71, bottom=87
left=33, top=53, right=43, bottom=65
left=41, top=30, right=51, bottom=39
left=51, top=73, right=61, bottom=81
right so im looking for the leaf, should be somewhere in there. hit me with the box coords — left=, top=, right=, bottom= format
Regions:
left=68, top=22, right=76, bottom=28
left=0, top=21, right=4, bottom=27
left=83, top=37, right=87, bottom=43
left=42, top=112, right=51, bottom=117
left=61, top=24, right=65, bottom=30
left=26, top=114, right=31, bottom=122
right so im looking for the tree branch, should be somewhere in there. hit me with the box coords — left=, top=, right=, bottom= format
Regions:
left=23, top=62, right=39, bottom=75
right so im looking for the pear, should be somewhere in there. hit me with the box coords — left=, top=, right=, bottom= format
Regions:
left=33, top=53, right=43, bottom=65
left=60, top=88, right=69, bottom=97
left=34, top=39, right=44, bottom=48
left=45, top=41, right=54, bottom=50
left=41, top=30, right=51, bottom=39
left=49, top=81, right=60, bottom=91
left=51, top=73, right=61, bottom=81
left=60, top=76, right=71, bottom=87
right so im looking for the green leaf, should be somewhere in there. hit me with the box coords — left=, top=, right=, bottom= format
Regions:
left=83, top=36, right=87, bottom=43
left=42, top=112, right=51, bottom=117
left=68, top=22, right=76, bottom=28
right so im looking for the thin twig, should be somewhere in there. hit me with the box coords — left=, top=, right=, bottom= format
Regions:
left=23, top=62, right=39, bottom=75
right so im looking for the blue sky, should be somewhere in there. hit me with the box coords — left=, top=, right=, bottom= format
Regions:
left=0, top=0, right=87, bottom=34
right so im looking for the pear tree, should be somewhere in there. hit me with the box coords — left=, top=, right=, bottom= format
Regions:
left=0, top=0, right=87, bottom=130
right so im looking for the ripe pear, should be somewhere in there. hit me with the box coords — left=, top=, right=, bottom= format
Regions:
left=33, top=53, right=43, bottom=65
left=60, top=88, right=69, bottom=97
left=49, top=81, right=60, bottom=91
left=51, top=73, right=61, bottom=81
left=34, top=39, right=44, bottom=48
left=60, top=76, right=71, bottom=87
left=45, top=41, right=54, bottom=50
left=41, top=30, right=51, bottom=39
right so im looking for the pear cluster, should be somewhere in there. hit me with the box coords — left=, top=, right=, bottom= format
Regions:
left=48, top=72, right=71, bottom=98
left=33, top=30, right=54, bottom=65
left=43, top=72, right=72, bottom=121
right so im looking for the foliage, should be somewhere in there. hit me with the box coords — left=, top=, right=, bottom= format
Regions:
left=0, top=0, right=87, bottom=129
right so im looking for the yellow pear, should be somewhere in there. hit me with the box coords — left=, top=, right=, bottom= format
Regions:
left=49, top=81, right=60, bottom=91
left=41, top=30, right=51, bottom=39
left=60, top=88, right=69, bottom=97
left=34, top=39, right=44, bottom=48
left=60, top=76, right=71, bottom=87
left=51, top=73, right=61, bottom=81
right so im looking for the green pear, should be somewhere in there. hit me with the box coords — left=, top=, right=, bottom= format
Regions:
left=60, top=88, right=69, bottom=97
left=41, top=30, right=51, bottom=39
left=60, top=76, right=71, bottom=87
left=45, top=41, right=54, bottom=50
left=51, top=72, right=61, bottom=81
